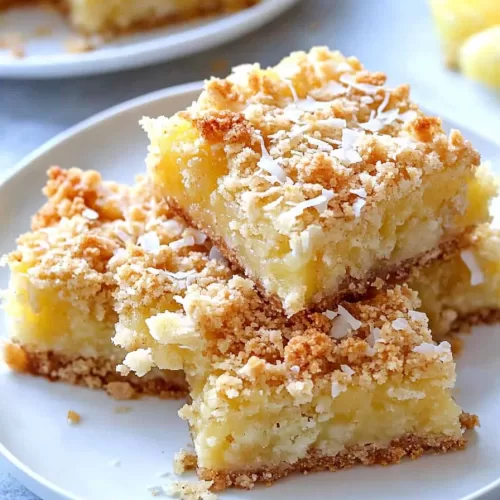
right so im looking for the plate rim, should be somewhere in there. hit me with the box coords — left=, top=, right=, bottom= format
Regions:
left=1, top=80, right=500, bottom=500
left=0, top=0, right=300, bottom=79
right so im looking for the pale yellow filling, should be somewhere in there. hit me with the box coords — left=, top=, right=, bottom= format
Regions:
left=3, top=264, right=119, bottom=359
left=410, top=224, right=500, bottom=338
left=181, top=375, right=462, bottom=470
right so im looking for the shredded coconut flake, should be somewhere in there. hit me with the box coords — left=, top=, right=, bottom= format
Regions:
left=331, top=381, right=347, bottom=399
left=338, top=305, right=361, bottom=330
left=340, top=74, right=381, bottom=94
left=162, top=219, right=184, bottom=235
left=82, top=208, right=98, bottom=220
left=461, top=250, right=484, bottom=286
left=138, top=231, right=160, bottom=255
left=162, top=269, right=197, bottom=281
left=169, top=235, right=195, bottom=251
left=173, top=295, right=185, bottom=306
left=256, top=135, right=287, bottom=183
left=317, top=117, right=347, bottom=129
left=279, top=189, right=333, bottom=224
left=331, top=129, right=363, bottom=164
left=310, top=81, right=348, bottom=99
left=399, top=110, right=418, bottom=122
left=377, top=91, right=391, bottom=114
left=340, top=364, right=355, bottom=376
left=350, top=187, right=367, bottom=198
left=306, top=135, right=333, bottom=151
left=263, top=196, right=284, bottom=211
left=187, top=229, right=207, bottom=245
left=329, top=316, right=351, bottom=339
left=208, top=246, right=225, bottom=262
left=360, top=108, right=400, bottom=133
left=352, top=197, right=366, bottom=217
left=413, top=341, right=452, bottom=355
left=409, top=310, right=427, bottom=322
left=323, top=310, right=338, bottom=320
left=392, top=317, right=409, bottom=331
left=366, top=326, right=382, bottom=347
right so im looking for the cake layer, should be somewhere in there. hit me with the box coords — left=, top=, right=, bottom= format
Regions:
left=410, top=223, right=500, bottom=338
left=144, top=47, right=492, bottom=315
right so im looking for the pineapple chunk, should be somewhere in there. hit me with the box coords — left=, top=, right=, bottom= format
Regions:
left=459, top=25, right=500, bottom=89
left=429, top=0, right=500, bottom=67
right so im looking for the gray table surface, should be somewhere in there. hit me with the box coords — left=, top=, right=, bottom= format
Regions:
left=1, top=0, right=499, bottom=498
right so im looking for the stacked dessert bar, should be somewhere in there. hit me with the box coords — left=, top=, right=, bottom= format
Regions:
left=3, top=47, right=500, bottom=491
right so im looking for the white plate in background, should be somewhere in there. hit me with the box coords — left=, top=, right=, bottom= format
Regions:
left=0, top=0, right=299, bottom=78
left=1, top=82, right=500, bottom=500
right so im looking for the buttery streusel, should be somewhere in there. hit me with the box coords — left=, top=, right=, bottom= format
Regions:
left=115, top=271, right=475, bottom=490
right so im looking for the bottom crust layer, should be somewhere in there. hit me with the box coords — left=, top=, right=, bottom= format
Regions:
left=199, top=414, right=478, bottom=491
left=3, top=343, right=188, bottom=400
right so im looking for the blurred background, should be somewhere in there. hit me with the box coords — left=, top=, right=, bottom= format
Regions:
left=0, top=0, right=499, bottom=497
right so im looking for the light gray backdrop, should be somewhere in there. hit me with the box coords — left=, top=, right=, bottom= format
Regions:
left=1, top=0, right=499, bottom=498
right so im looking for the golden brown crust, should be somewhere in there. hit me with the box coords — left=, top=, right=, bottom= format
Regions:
left=6, top=344, right=188, bottom=399
left=198, top=427, right=475, bottom=491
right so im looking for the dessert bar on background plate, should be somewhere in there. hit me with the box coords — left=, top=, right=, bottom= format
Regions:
left=0, top=0, right=258, bottom=36
left=0, top=0, right=300, bottom=79
left=1, top=81, right=500, bottom=500
left=410, top=222, right=500, bottom=339
left=143, top=47, right=494, bottom=315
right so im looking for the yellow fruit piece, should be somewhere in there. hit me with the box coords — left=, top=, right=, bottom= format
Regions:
left=429, top=0, right=500, bottom=66
left=459, top=25, right=500, bottom=89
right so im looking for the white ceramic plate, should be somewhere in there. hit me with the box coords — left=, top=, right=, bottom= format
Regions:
left=1, top=82, right=500, bottom=500
left=0, top=0, right=299, bottom=79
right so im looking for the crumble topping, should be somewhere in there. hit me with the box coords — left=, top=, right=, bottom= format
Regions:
left=173, top=449, right=197, bottom=475
left=460, top=249, right=485, bottom=286
left=118, top=275, right=457, bottom=404
left=144, top=47, right=480, bottom=232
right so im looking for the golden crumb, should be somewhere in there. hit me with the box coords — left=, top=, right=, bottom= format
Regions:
left=460, top=412, right=480, bottom=430
left=3, top=342, right=29, bottom=372
left=165, top=480, right=217, bottom=500
left=173, top=450, right=198, bottom=475
left=106, top=381, right=137, bottom=400
left=67, top=410, right=81, bottom=425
